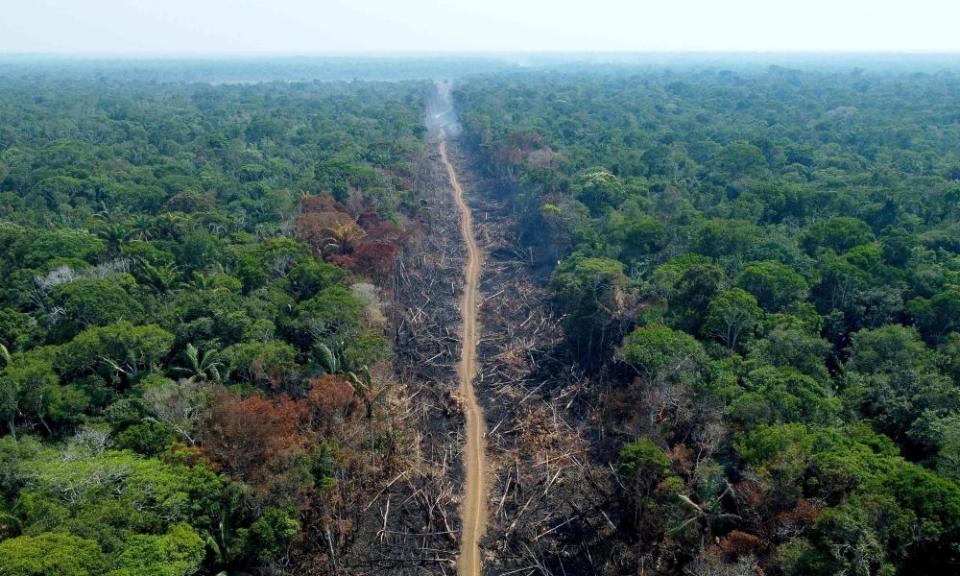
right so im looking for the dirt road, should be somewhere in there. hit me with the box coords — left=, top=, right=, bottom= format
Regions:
left=438, top=135, right=487, bottom=576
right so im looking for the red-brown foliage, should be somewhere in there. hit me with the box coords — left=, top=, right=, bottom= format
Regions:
left=199, top=380, right=370, bottom=513
left=295, top=211, right=365, bottom=257
left=349, top=242, right=398, bottom=284
left=357, top=211, right=403, bottom=238
left=301, top=193, right=343, bottom=214
left=775, top=499, right=822, bottom=538
left=734, top=479, right=769, bottom=510
left=296, top=210, right=346, bottom=244
left=360, top=217, right=403, bottom=243
left=201, top=388, right=310, bottom=483
left=718, top=530, right=763, bottom=558
left=354, top=209, right=381, bottom=231
left=325, top=253, right=356, bottom=269
left=306, top=375, right=361, bottom=433
left=297, top=192, right=405, bottom=284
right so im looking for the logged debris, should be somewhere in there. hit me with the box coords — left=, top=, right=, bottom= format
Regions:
left=308, top=135, right=471, bottom=575
left=446, top=143, right=626, bottom=575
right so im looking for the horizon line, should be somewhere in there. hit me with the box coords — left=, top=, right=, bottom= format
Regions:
left=2, top=50, right=960, bottom=59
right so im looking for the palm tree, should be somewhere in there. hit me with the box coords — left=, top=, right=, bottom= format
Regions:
left=346, top=367, right=388, bottom=420
left=181, top=271, right=217, bottom=291
left=154, top=212, right=187, bottom=240
left=131, top=214, right=154, bottom=240
left=174, top=343, right=223, bottom=383
left=314, top=341, right=339, bottom=374
left=138, top=259, right=179, bottom=293
left=97, top=221, right=133, bottom=256
left=313, top=341, right=385, bottom=418
left=321, top=220, right=366, bottom=255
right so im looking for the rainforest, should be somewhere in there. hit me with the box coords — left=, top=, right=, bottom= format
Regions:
left=0, top=56, right=959, bottom=576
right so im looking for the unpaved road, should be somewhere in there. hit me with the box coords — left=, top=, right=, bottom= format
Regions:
left=439, top=135, right=487, bottom=576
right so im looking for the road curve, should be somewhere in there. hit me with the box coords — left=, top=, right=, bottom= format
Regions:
left=439, top=136, right=487, bottom=576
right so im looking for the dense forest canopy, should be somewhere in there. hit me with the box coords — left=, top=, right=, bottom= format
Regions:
left=2, top=57, right=960, bottom=576
left=456, top=67, right=960, bottom=575
left=0, top=73, right=427, bottom=575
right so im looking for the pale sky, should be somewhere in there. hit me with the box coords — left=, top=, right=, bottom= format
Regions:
left=2, top=0, right=959, bottom=54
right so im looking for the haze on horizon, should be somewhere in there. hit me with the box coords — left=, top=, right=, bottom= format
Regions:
left=2, top=0, right=960, bottom=56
